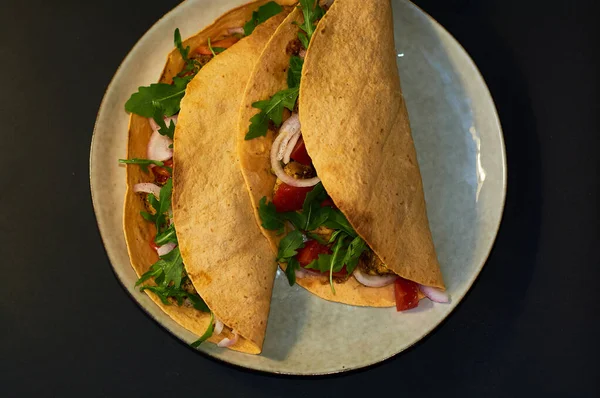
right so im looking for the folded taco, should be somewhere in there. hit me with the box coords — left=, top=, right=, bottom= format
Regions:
left=238, top=0, right=449, bottom=310
left=119, top=0, right=294, bottom=354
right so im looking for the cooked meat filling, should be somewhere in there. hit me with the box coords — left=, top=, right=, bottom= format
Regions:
left=359, top=249, right=393, bottom=276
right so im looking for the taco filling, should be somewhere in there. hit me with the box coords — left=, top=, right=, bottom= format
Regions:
left=242, top=0, right=448, bottom=311
left=119, top=1, right=288, bottom=350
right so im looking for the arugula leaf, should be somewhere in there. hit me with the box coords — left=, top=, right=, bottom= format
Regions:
left=187, top=292, right=210, bottom=312
left=327, top=229, right=345, bottom=244
left=155, top=224, right=177, bottom=246
left=125, top=76, right=189, bottom=118
left=258, top=197, right=285, bottom=234
left=297, top=0, right=324, bottom=48
left=287, top=56, right=304, bottom=88
left=284, top=257, right=300, bottom=286
left=118, top=158, right=164, bottom=173
left=245, top=87, right=299, bottom=140
left=305, top=252, right=332, bottom=272
left=277, top=230, right=305, bottom=260
left=190, top=312, right=214, bottom=348
left=136, top=247, right=184, bottom=289
left=243, top=1, right=284, bottom=36
left=207, top=38, right=226, bottom=56
left=343, top=236, right=367, bottom=275
left=151, top=108, right=176, bottom=139
left=281, top=211, right=307, bottom=231
left=301, top=183, right=329, bottom=230
left=328, top=235, right=348, bottom=294
left=175, top=28, right=202, bottom=79
left=323, top=209, right=357, bottom=237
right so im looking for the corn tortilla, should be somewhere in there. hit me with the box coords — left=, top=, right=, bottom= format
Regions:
left=123, top=0, right=293, bottom=354
left=238, top=0, right=443, bottom=308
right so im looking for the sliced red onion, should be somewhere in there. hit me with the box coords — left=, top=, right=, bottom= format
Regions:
left=420, top=285, right=450, bottom=303
left=217, top=330, right=239, bottom=348
left=298, top=49, right=306, bottom=59
left=283, top=132, right=301, bottom=164
left=147, top=129, right=173, bottom=161
left=228, top=27, right=245, bottom=35
left=271, top=116, right=320, bottom=188
left=353, top=268, right=397, bottom=288
left=276, top=114, right=301, bottom=161
left=156, top=242, right=176, bottom=256
left=295, top=267, right=321, bottom=279
left=214, top=319, right=224, bottom=336
left=133, top=182, right=161, bottom=199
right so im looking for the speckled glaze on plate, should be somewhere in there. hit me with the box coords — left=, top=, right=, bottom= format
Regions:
left=90, top=0, right=506, bottom=375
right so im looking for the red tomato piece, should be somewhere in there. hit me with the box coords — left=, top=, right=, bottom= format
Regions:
left=149, top=237, right=159, bottom=251
left=195, top=36, right=240, bottom=55
left=394, top=277, right=419, bottom=311
left=290, top=137, right=312, bottom=166
left=152, top=159, right=172, bottom=184
left=273, top=183, right=313, bottom=212
left=296, top=240, right=348, bottom=277
left=297, top=240, right=332, bottom=267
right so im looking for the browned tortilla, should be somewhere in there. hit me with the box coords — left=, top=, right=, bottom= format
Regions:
left=238, top=0, right=444, bottom=308
left=123, top=1, right=293, bottom=354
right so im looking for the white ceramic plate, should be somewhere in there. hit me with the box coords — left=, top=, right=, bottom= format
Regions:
left=91, top=0, right=506, bottom=375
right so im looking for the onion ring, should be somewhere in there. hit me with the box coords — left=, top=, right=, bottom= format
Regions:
left=156, top=242, right=176, bottom=256
left=217, top=330, right=239, bottom=348
left=214, top=319, right=224, bottom=336
left=419, top=285, right=450, bottom=303
left=133, top=183, right=161, bottom=199
left=353, top=268, right=397, bottom=288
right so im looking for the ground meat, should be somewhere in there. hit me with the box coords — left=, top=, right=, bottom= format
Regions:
left=286, top=38, right=303, bottom=56
left=310, top=225, right=335, bottom=242
left=190, top=53, right=213, bottom=67
left=358, top=249, right=394, bottom=276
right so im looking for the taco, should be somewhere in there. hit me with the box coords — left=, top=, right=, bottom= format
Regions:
left=119, top=0, right=294, bottom=354
left=238, top=0, right=449, bottom=310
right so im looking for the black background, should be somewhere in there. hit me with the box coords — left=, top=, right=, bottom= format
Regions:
left=1, top=0, right=598, bottom=396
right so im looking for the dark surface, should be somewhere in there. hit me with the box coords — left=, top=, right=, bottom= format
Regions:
left=1, top=0, right=598, bottom=396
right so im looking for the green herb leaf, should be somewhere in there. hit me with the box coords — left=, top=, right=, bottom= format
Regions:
left=277, top=230, right=305, bottom=261
left=243, top=1, right=284, bottom=36
left=301, top=182, right=329, bottom=230
left=297, top=0, right=324, bottom=48
left=284, top=257, right=300, bottom=286
left=258, top=197, right=285, bottom=234
left=136, top=247, right=184, bottom=290
left=245, top=87, right=299, bottom=140
left=287, top=56, right=304, bottom=88
left=152, top=178, right=173, bottom=233
left=151, top=108, right=176, bottom=139
left=175, top=28, right=202, bottom=79
left=343, top=235, right=367, bottom=275
left=281, top=211, right=307, bottom=231
left=306, top=232, right=329, bottom=244
left=323, top=209, right=357, bottom=237
left=155, top=224, right=177, bottom=246
left=190, top=312, right=214, bottom=348
left=328, top=234, right=348, bottom=294
left=207, top=38, right=226, bottom=56
left=187, top=292, right=210, bottom=312
left=125, top=76, right=189, bottom=118
left=118, top=158, right=164, bottom=173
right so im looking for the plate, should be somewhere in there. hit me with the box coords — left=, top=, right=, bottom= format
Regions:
left=90, top=0, right=506, bottom=375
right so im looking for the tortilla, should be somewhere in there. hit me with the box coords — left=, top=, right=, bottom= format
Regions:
left=123, top=0, right=293, bottom=354
left=238, top=0, right=443, bottom=308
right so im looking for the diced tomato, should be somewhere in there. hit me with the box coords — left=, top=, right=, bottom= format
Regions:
left=149, top=237, right=159, bottom=251
left=195, top=36, right=240, bottom=55
left=296, top=240, right=348, bottom=277
left=290, top=137, right=312, bottom=166
left=273, top=183, right=313, bottom=212
left=297, top=240, right=331, bottom=267
left=152, top=159, right=172, bottom=184
left=394, top=277, right=419, bottom=311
